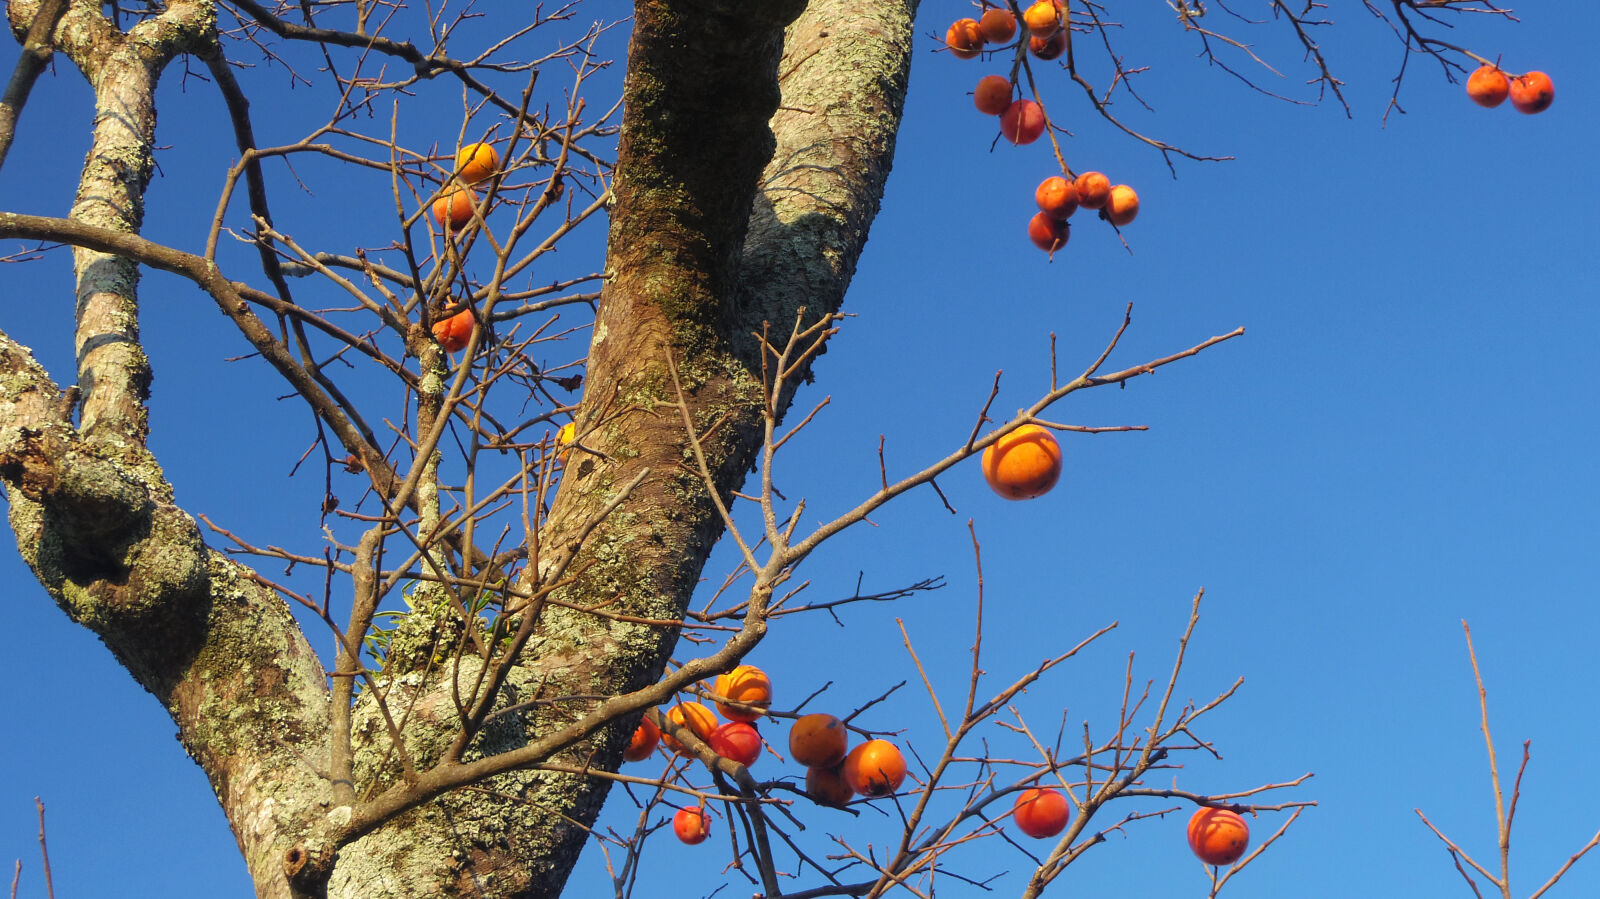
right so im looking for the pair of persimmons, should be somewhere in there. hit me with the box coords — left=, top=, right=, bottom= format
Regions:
left=1014, top=790, right=1252, bottom=867
left=431, top=142, right=500, bottom=230
left=1466, top=65, right=1553, bottom=114
left=625, top=665, right=909, bottom=845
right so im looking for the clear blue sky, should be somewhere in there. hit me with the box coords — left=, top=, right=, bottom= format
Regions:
left=1, top=4, right=1596, bottom=897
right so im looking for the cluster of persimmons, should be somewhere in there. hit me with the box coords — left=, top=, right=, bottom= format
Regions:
left=1465, top=64, right=1554, bottom=114
left=945, top=2, right=1142, bottom=256
left=427, top=143, right=501, bottom=353
left=620, top=665, right=911, bottom=845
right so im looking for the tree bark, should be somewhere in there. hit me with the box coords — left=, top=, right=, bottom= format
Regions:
left=0, top=0, right=920, bottom=896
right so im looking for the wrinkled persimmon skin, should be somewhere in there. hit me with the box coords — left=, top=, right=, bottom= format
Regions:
left=1187, top=807, right=1251, bottom=866
left=981, top=424, right=1062, bottom=499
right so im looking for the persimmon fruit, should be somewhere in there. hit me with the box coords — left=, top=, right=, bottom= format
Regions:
left=432, top=188, right=476, bottom=230
left=1029, top=30, right=1066, bottom=61
left=662, top=701, right=718, bottom=755
left=431, top=308, right=474, bottom=353
left=974, top=75, right=1013, bottom=116
left=1509, top=71, right=1554, bottom=114
left=1035, top=176, right=1079, bottom=220
left=1105, top=184, right=1140, bottom=226
left=945, top=18, right=985, bottom=59
left=806, top=764, right=856, bottom=806
left=673, top=807, right=711, bottom=845
left=1465, top=65, right=1509, bottom=108
left=714, top=664, right=772, bottom=722
left=1187, top=807, right=1250, bottom=866
left=709, top=722, right=763, bottom=766
left=623, top=716, right=659, bottom=762
left=455, top=142, right=500, bottom=184
left=789, top=713, right=849, bottom=768
left=1028, top=213, right=1070, bottom=254
left=981, top=424, right=1061, bottom=500
left=1000, top=99, right=1046, bottom=145
left=979, top=8, right=1017, bottom=43
left=841, top=740, right=907, bottom=798
left=1074, top=171, right=1111, bottom=209
left=1022, top=0, right=1062, bottom=38
left=1013, top=788, right=1071, bottom=838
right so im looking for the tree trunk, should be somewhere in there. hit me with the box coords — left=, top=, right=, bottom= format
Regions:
left=0, top=0, right=918, bottom=896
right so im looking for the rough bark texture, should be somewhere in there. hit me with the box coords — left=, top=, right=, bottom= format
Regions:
left=0, top=0, right=918, bottom=896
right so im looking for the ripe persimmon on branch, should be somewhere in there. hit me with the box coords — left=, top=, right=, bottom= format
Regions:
left=0, top=0, right=1557, bottom=896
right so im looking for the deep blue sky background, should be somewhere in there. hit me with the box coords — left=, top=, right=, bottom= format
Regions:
left=1, top=3, right=1596, bottom=897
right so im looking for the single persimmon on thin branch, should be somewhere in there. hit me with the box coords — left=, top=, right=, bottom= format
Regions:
left=1415, top=621, right=1600, bottom=899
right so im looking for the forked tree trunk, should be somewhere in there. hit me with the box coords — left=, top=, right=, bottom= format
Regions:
left=0, top=0, right=917, bottom=896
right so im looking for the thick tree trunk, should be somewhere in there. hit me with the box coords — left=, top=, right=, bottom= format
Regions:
left=0, top=0, right=919, bottom=896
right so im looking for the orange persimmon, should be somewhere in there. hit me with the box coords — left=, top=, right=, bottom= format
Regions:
left=1073, top=171, right=1111, bottom=209
left=1466, top=65, right=1509, bottom=108
left=805, top=763, right=856, bottom=806
left=673, top=806, right=711, bottom=845
left=841, top=740, right=907, bottom=798
left=714, top=665, right=772, bottom=722
left=1104, top=184, right=1140, bottom=226
left=1028, top=213, right=1070, bottom=254
left=789, top=713, right=849, bottom=768
left=708, top=722, right=763, bottom=766
left=1000, top=99, right=1045, bottom=145
left=1035, top=176, right=1079, bottom=220
left=661, top=701, right=718, bottom=755
left=981, top=424, right=1061, bottom=500
left=1187, top=807, right=1250, bottom=866
left=945, top=18, right=985, bottom=59
left=455, top=142, right=500, bottom=184
left=1509, top=70, right=1554, bottom=114
left=1013, top=788, right=1071, bottom=838
left=623, top=716, right=659, bottom=762
left=432, top=188, right=476, bottom=230
left=974, top=74, right=1013, bottom=116
left=1029, top=29, right=1066, bottom=61
left=1022, top=0, right=1062, bottom=38
left=431, top=308, right=474, bottom=353
left=979, top=8, right=1017, bottom=43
